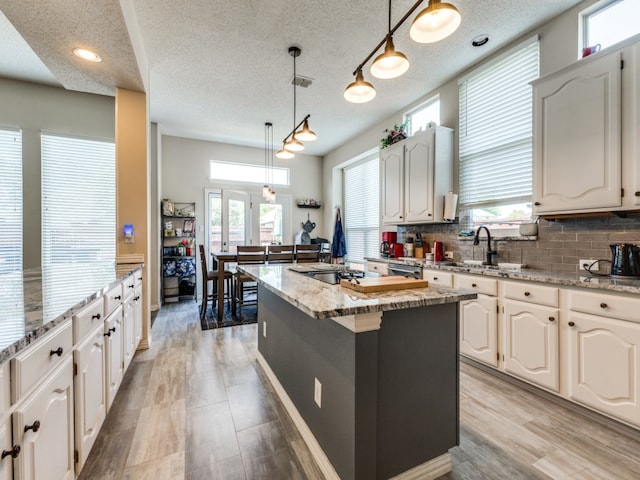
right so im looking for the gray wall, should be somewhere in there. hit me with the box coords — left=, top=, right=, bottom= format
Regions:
left=0, top=78, right=115, bottom=269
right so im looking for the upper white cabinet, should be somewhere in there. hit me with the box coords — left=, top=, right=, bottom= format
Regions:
left=380, top=126, right=453, bottom=225
left=533, top=39, right=640, bottom=215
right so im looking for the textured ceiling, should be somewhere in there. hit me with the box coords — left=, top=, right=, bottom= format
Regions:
left=0, top=0, right=583, bottom=156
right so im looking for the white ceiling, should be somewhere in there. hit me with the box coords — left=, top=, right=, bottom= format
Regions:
left=0, top=0, right=584, bottom=156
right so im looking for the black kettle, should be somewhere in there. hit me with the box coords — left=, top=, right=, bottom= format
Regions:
left=610, top=243, right=640, bottom=277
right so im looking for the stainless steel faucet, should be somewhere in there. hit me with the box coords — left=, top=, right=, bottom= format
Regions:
left=473, top=225, right=497, bottom=265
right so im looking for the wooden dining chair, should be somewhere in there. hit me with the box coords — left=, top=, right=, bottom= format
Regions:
left=234, top=245, right=267, bottom=319
left=199, top=245, right=232, bottom=321
left=267, top=244, right=295, bottom=264
left=295, top=244, right=321, bottom=263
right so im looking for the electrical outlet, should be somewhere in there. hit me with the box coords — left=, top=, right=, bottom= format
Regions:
left=262, top=321, right=267, bottom=338
left=314, top=378, right=322, bottom=408
left=444, top=251, right=453, bottom=260
left=580, top=259, right=599, bottom=271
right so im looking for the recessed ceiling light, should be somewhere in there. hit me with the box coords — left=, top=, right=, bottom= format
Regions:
left=471, top=35, right=490, bottom=47
left=73, top=48, right=102, bottom=63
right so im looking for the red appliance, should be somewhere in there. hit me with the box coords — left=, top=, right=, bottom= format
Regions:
left=393, top=243, right=404, bottom=258
left=381, top=232, right=397, bottom=257
left=433, top=241, right=445, bottom=262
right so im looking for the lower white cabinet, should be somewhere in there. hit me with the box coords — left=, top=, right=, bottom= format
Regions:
left=503, top=299, right=559, bottom=391
left=105, top=306, right=124, bottom=411
left=134, top=285, right=143, bottom=349
left=123, top=292, right=136, bottom=372
left=566, top=310, right=640, bottom=426
left=459, top=294, right=499, bottom=367
left=12, top=357, right=74, bottom=480
left=0, top=420, right=13, bottom=480
left=423, top=269, right=454, bottom=287
left=73, top=322, right=106, bottom=472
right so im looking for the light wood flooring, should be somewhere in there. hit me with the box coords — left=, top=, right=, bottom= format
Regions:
left=79, top=302, right=640, bottom=479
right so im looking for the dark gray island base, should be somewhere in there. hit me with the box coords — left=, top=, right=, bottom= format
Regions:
left=257, top=284, right=460, bottom=480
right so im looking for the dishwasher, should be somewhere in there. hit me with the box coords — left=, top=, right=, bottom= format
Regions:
left=388, top=263, right=422, bottom=279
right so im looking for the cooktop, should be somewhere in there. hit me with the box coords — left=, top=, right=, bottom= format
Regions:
left=302, top=269, right=367, bottom=285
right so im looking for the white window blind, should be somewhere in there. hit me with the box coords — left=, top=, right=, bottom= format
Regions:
left=0, top=127, right=22, bottom=274
left=343, top=155, right=379, bottom=263
left=459, top=37, right=539, bottom=209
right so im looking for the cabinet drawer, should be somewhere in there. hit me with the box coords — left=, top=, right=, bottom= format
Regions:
left=123, top=274, right=136, bottom=301
left=367, top=262, right=389, bottom=275
left=104, top=283, right=123, bottom=317
left=11, top=320, right=72, bottom=403
left=72, top=297, right=105, bottom=344
left=423, top=269, right=454, bottom=287
left=455, top=274, right=497, bottom=296
left=135, top=270, right=143, bottom=288
left=569, top=290, right=639, bottom=322
left=503, top=281, right=558, bottom=307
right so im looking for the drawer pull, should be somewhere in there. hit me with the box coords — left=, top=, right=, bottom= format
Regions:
left=91, top=313, right=101, bottom=320
left=134, top=296, right=140, bottom=301
left=568, top=321, right=575, bottom=327
left=1, top=445, right=20, bottom=459
left=129, top=284, right=135, bottom=288
left=104, top=327, right=116, bottom=337
left=114, top=295, right=122, bottom=300
left=433, top=277, right=438, bottom=280
left=600, top=302, right=608, bottom=309
left=534, top=201, right=541, bottom=206
left=524, top=291, right=531, bottom=296
left=24, top=420, right=40, bottom=433
left=471, top=283, right=477, bottom=288
left=548, top=316, right=555, bottom=322
left=49, top=347, right=63, bottom=357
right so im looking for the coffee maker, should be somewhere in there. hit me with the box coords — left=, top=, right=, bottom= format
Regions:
left=381, top=232, right=397, bottom=257
left=610, top=243, right=640, bottom=277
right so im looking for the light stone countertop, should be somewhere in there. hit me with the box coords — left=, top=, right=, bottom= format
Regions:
left=237, top=263, right=477, bottom=319
left=367, top=257, right=640, bottom=294
left=0, top=263, right=143, bottom=364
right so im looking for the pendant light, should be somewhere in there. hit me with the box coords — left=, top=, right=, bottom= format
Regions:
left=370, top=0, right=410, bottom=79
left=263, top=122, right=276, bottom=203
left=344, top=67, right=377, bottom=103
left=344, top=0, right=461, bottom=103
left=276, top=46, right=317, bottom=159
left=410, top=0, right=461, bottom=44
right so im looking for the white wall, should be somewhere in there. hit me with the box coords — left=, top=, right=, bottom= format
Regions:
left=321, top=0, right=600, bottom=234
left=160, top=134, right=324, bottom=246
left=0, top=78, right=115, bottom=268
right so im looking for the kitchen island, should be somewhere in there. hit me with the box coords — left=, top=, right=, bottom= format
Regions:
left=238, top=263, right=477, bottom=480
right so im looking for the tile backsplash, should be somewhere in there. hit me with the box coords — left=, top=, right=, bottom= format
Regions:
left=399, top=213, right=640, bottom=274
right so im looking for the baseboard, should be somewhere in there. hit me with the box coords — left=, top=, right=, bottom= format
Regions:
left=256, top=352, right=340, bottom=480
left=389, top=453, right=451, bottom=480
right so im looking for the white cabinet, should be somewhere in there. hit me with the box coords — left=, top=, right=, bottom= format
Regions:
left=367, top=261, right=389, bottom=276
left=0, top=363, right=12, bottom=480
left=12, top=357, right=74, bottom=480
left=134, top=285, right=143, bottom=349
left=502, top=282, right=559, bottom=392
left=73, top=322, right=106, bottom=472
left=566, top=290, right=640, bottom=425
left=456, top=275, right=499, bottom=367
left=104, top=306, right=124, bottom=411
left=380, top=126, right=453, bottom=225
left=423, top=269, right=453, bottom=287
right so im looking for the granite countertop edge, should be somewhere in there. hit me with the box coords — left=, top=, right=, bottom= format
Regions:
left=0, top=263, right=144, bottom=366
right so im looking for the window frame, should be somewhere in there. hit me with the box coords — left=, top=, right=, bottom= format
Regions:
left=404, top=95, right=440, bottom=137
left=209, top=160, right=290, bottom=187
left=580, top=0, right=640, bottom=55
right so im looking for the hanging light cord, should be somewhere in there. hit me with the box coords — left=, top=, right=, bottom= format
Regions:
left=351, top=0, right=425, bottom=76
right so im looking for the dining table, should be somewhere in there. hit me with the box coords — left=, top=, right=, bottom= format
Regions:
left=210, top=251, right=238, bottom=323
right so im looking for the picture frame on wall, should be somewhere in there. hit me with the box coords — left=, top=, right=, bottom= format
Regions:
left=183, top=219, right=194, bottom=235
left=162, top=199, right=175, bottom=216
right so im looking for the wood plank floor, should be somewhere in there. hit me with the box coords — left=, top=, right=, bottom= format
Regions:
left=79, top=302, right=640, bottom=479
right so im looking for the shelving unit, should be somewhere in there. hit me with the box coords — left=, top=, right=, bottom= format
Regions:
left=161, top=201, right=197, bottom=304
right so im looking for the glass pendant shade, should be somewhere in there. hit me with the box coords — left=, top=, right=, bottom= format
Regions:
left=294, top=119, right=317, bottom=142
left=263, top=185, right=270, bottom=198
left=410, top=0, right=461, bottom=44
left=344, top=68, right=376, bottom=103
left=370, top=35, right=410, bottom=79
left=284, top=137, right=304, bottom=152
left=276, top=143, right=295, bottom=159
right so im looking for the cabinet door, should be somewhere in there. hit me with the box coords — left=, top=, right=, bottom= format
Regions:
left=380, top=143, right=404, bottom=224
left=123, top=296, right=136, bottom=372
left=460, top=294, right=498, bottom=367
left=533, top=51, right=622, bottom=214
left=503, top=300, right=559, bottom=391
left=12, top=358, right=74, bottom=480
left=105, top=307, right=123, bottom=411
left=404, top=134, right=434, bottom=223
left=624, top=43, right=640, bottom=206
left=134, top=286, right=143, bottom=349
left=74, top=323, right=106, bottom=472
left=567, top=312, right=640, bottom=426
left=0, top=420, right=13, bottom=480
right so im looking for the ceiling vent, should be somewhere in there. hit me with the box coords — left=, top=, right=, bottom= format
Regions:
left=291, top=75, right=313, bottom=88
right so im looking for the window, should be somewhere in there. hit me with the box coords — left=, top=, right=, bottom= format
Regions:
left=343, top=154, right=379, bottom=263
left=458, top=37, right=539, bottom=230
left=582, top=0, right=640, bottom=52
left=405, top=96, right=440, bottom=136
left=209, top=160, right=289, bottom=186
left=0, top=127, right=22, bottom=274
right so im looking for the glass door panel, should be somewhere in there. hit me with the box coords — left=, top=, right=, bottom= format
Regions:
left=225, top=190, right=250, bottom=249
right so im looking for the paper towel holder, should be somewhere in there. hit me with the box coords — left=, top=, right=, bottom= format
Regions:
left=443, top=192, right=458, bottom=222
